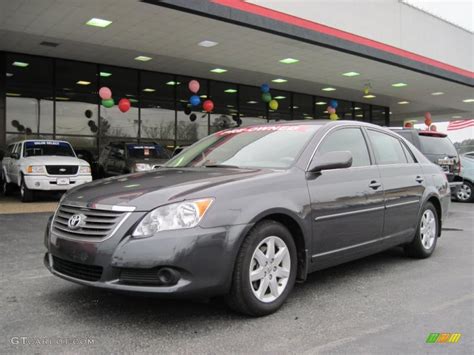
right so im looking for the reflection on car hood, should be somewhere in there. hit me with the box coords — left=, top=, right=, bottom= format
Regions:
left=63, top=167, right=272, bottom=211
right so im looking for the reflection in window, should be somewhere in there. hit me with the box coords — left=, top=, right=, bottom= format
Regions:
left=354, top=103, right=370, bottom=122
left=209, top=81, right=238, bottom=133
left=268, top=89, right=290, bottom=122
left=293, top=93, right=314, bottom=120
left=372, top=105, right=388, bottom=126
left=239, top=85, right=267, bottom=126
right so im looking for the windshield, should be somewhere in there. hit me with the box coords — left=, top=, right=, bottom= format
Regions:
left=164, top=124, right=320, bottom=169
left=23, top=141, right=75, bottom=157
left=126, top=144, right=170, bottom=160
left=419, top=135, right=457, bottom=156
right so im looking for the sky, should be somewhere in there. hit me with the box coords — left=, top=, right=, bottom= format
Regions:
left=402, top=0, right=474, bottom=32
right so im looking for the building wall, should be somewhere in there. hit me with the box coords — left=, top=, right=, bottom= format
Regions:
left=248, top=0, right=473, bottom=72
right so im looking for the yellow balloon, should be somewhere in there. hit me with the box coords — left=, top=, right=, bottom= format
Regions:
left=269, top=99, right=279, bottom=110
left=329, top=113, right=339, bottom=120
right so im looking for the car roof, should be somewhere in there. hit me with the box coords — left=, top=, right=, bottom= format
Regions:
left=12, top=139, right=71, bottom=144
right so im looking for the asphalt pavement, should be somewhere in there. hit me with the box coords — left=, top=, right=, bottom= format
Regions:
left=1, top=202, right=472, bottom=354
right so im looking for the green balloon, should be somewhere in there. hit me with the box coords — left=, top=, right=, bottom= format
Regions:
left=262, top=92, right=272, bottom=103
left=102, top=98, right=114, bottom=108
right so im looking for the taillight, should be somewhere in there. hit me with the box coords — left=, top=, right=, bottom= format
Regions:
left=455, top=159, right=461, bottom=175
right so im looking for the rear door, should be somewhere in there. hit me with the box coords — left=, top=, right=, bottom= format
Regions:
left=366, top=129, right=425, bottom=245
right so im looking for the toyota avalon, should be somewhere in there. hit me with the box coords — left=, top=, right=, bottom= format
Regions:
left=44, top=121, right=450, bottom=316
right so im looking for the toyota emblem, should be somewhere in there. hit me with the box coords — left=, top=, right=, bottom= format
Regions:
left=68, top=214, right=87, bottom=230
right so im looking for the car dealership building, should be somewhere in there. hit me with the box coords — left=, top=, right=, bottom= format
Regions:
left=0, top=0, right=472, bottom=154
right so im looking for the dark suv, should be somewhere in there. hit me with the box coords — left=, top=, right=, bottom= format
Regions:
left=390, top=129, right=462, bottom=194
left=98, top=142, right=171, bottom=177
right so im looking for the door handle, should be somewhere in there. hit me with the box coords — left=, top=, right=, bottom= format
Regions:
left=369, top=180, right=382, bottom=189
left=415, top=176, right=424, bottom=183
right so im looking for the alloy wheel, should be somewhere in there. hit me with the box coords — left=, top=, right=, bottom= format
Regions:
left=420, top=210, right=436, bottom=250
left=457, top=183, right=472, bottom=201
left=249, top=236, right=291, bottom=303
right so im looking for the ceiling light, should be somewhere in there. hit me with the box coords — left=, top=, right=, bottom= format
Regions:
left=392, top=82, right=407, bottom=87
left=12, top=61, right=29, bottom=68
left=247, top=100, right=258, bottom=104
left=198, top=40, right=218, bottom=47
left=356, top=114, right=364, bottom=118
left=272, top=78, right=287, bottom=83
left=200, top=95, right=207, bottom=98
left=6, top=92, right=21, bottom=96
left=315, top=101, right=326, bottom=105
left=274, top=96, right=286, bottom=100
left=210, top=68, right=227, bottom=73
left=100, top=71, right=112, bottom=77
left=76, top=80, right=91, bottom=85
left=363, top=94, right=376, bottom=98
left=143, top=88, right=156, bottom=92
left=227, top=105, right=234, bottom=108
left=86, top=18, right=112, bottom=28
left=6, top=72, right=13, bottom=77
left=322, top=87, right=336, bottom=92
left=354, top=106, right=361, bottom=110
left=452, top=115, right=462, bottom=118
left=134, top=56, right=152, bottom=62
left=462, top=99, right=474, bottom=103
left=323, top=110, right=328, bottom=113
left=292, top=106, right=299, bottom=109
left=431, top=92, right=444, bottom=96
left=398, top=101, right=410, bottom=104
left=55, top=97, right=70, bottom=101
left=224, top=89, right=237, bottom=93
left=279, top=58, right=299, bottom=64
left=129, top=98, right=139, bottom=103
left=342, top=71, right=360, bottom=77
left=166, top=81, right=180, bottom=86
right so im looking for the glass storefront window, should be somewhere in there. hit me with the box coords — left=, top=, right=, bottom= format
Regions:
left=268, top=89, right=290, bottom=122
left=239, top=85, right=267, bottom=126
left=372, top=105, right=388, bottom=126
left=6, top=54, right=54, bottom=135
left=293, top=93, right=314, bottom=120
left=99, top=65, right=139, bottom=138
left=354, top=103, right=370, bottom=122
left=209, top=81, right=238, bottom=133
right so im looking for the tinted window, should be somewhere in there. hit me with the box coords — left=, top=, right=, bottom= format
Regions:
left=6, top=144, right=14, bottom=154
left=401, top=142, right=416, bottom=163
left=316, top=128, right=371, bottom=167
left=419, top=135, right=457, bottom=156
left=23, top=141, right=75, bottom=157
left=368, top=130, right=407, bottom=165
left=126, top=144, right=170, bottom=159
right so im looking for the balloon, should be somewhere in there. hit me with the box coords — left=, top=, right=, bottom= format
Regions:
left=189, top=95, right=201, bottom=106
left=404, top=121, right=413, bottom=128
left=424, top=112, right=431, bottom=120
left=17, top=124, right=25, bottom=132
left=90, top=125, right=98, bottom=133
left=87, top=120, right=94, bottom=127
left=84, top=109, right=93, bottom=118
left=269, top=99, right=279, bottom=110
left=262, top=92, right=272, bottom=103
left=184, top=106, right=192, bottom=115
left=424, top=117, right=432, bottom=127
left=101, top=98, right=114, bottom=108
left=327, top=106, right=336, bottom=114
left=189, top=113, right=197, bottom=122
left=260, top=83, right=270, bottom=93
left=329, top=100, right=338, bottom=109
left=188, top=80, right=200, bottom=94
left=329, top=113, right=339, bottom=120
left=99, top=87, right=112, bottom=100
left=203, top=100, right=214, bottom=112
left=11, top=120, right=19, bottom=128
left=25, top=127, right=32, bottom=135
left=118, top=98, right=131, bottom=113
left=430, top=124, right=437, bottom=131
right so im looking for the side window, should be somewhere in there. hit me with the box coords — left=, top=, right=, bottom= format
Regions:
left=401, top=142, right=416, bottom=163
left=368, top=130, right=408, bottom=165
left=6, top=144, right=14, bottom=155
left=316, top=128, right=371, bottom=167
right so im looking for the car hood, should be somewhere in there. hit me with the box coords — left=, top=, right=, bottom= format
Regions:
left=21, top=156, right=89, bottom=166
left=63, top=167, right=273, bottom=211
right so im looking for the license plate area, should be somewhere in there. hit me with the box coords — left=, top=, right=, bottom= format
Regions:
left=56, top=177, right=70, bottom=185
left=438, top=158, right=454, bottom=166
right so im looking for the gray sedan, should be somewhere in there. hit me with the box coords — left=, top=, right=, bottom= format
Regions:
left=44, top=120, right=450, bottom=316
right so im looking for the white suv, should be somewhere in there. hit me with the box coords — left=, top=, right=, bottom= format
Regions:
left=1, top=140, right=92, bottom=202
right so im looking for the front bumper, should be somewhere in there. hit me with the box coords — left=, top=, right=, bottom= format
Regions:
left=24, top=175, right=92, bottom=191
left=44, top=213, right=249, bottom=297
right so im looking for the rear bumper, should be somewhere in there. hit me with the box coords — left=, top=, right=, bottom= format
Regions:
left=24, top=175, right=92, bottom=191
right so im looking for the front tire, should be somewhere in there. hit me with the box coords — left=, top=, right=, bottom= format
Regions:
left=405, top=202, right=438, bottom=258
left=455, top=181, right=473, bottom=203
left=225, top=220, right=297, bottom=316
left=20, top=177, right=35, bottom=202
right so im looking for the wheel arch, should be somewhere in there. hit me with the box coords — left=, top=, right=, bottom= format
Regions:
left=425, top=195, right=442, bottom=237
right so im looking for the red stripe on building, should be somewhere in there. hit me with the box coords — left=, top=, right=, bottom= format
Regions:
left=212, top=0, right=474, bottom=79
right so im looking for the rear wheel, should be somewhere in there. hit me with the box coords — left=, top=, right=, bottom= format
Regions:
left=455, top=181, right=473, bottom=203
left=20, top=177, right=35, bottom=202
left=225, top=220, right=297, bottom=316
left=405, top=202, right=438, bottom=258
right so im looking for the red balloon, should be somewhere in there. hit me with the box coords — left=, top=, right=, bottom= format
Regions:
left=424, top=117, right=432, bottom=127
left=424, top=112, right=431, bottom=120
left=118, top=98, right=131, bottom=113
left=203, top=100, right=214, bottom=113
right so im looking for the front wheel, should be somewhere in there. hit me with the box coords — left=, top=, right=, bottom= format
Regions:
left=455, top=181, right=473, bottom=203
left=404, top=202, right=438, bottom=258
left=225, top=220, right=297, bottom=316
left=20, top=177, right=35, bottom=202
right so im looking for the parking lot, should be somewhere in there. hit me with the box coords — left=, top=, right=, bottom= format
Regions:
left=0, top=198, right=472, bottom=354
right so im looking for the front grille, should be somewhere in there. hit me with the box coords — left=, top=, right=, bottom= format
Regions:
left=46, top=165, right=78, bottom=175
left=120, top=268, right=162, bottom=285
left=52, top=204, right=125, bottom=240
left=52, top=256, right=102, bottom=281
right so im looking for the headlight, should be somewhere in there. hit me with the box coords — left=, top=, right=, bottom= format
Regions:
left=79, top=165, right=91, bottom=174
left=135, top=163, right=152, bottom=172
left=26, top=165, right=46, bottom=174
left=132, top=198, right=214, bottom=238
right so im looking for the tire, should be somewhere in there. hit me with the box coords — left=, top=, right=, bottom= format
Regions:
left=404, top=202, right=438, bottom=259
left=20, top=177, right=35, bottom=202
left=455, top=181, right=473, bottom=203
left=225, top=220, right=297, bottom=316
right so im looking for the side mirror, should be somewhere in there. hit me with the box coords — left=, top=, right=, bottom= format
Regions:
left=308, top=151, right=353, bottom=173
left=10, top=152, right=20, bottom=159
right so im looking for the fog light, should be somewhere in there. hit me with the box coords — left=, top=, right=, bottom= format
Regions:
left=157, top=268, right=180, bottom=285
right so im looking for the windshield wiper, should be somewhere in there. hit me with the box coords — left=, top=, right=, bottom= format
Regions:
left=203, top=164, right=240, bottom=168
